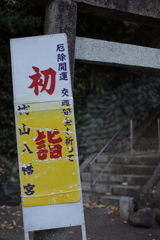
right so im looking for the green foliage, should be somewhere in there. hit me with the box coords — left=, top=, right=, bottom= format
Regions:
left=0, top=1, right=44, bottom=157
left=74, top=107, right=90, bottom=127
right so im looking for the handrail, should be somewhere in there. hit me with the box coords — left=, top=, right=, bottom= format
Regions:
left=123, top=107, right=160, bottom=152
left=158, top=118, right=160, bottom=150
left=88, top=119, right=133, bottom=204
left=90, top=118, right=130, bottom=165
left=91, top=137, right=130, bottom=186
left=80, top=118, right=132, bottom=173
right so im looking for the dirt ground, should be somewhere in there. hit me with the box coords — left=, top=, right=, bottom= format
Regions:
left=0, top=204, right=160, bottom=240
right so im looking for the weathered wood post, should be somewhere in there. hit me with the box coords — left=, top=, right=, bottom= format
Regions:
left=34, top=1, right=77, bottom=239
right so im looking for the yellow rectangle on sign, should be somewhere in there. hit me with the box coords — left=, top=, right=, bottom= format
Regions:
left=16, top=101, right=81, bottom=207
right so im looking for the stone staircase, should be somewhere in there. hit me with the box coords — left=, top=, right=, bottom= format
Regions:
left=80, top=119, right=160, bottom=207
left=81, top=153, right=160, bottom=207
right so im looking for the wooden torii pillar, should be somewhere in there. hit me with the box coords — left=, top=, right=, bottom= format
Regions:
left=35, top=0, right=160, bottom=239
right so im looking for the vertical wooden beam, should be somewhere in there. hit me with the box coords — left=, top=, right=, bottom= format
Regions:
left=44, top=0, right=77, bottom=87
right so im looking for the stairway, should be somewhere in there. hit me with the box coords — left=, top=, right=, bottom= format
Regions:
left=81, top=152, right=160, bottom=207
left=80, top=117, right=160, bottom=207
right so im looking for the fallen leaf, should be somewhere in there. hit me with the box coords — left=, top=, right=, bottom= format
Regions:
left=107, top=211, right=112, bottom=214
left=12, top=212, right=21, bottom=216
left=83, top=203, right=90, bottom=208
left=122, top=182, right=128, bottom=185
left=0, top=206, right=6, bottom=210
left=7, top=226, right=14, bottom=229
left=97, top=204, right=105, bottom=208
left=12, top=220, right=16, bottom=226
left=106, top=205, right=118, bottom=213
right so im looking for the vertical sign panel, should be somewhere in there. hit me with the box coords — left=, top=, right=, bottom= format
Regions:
left=11, top=34, right=81, bottom=207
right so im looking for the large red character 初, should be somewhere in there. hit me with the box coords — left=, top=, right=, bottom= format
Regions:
left=35, top=129, right=63, bottom=160
left=28, top=67, right=57, bottom=96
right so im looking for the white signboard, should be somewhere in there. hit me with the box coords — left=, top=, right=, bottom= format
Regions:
left=10, top=34, right=86, bottom=240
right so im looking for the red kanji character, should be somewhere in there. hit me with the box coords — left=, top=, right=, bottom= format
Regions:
left=36, top=149, right=48, bottom=160
left=47, top=129, right=62, bottom=144
left=47, top=129, right=62, bottom=159
left=28, top=66, right=57, bottom=96
left=35, top=130, right=48, bottom=160
left=34, top=129, right=63, bottom=160
left=35, top=130, right=46, bottom=143
left=49, top=144, right=62, bottom=158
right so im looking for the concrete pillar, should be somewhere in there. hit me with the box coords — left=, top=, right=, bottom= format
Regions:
left=44, top=0, right=77, bottom=86
left=120, top=196, right=135, bottom=221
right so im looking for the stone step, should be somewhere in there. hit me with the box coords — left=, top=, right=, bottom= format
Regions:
left=142, top=132, right=158, bottom=138
left=112, top=184, right=141, bottom=196
left=82, top=192, right=98, bottom=204
left=99, top=195, right=121, bottom=208
left=134, top=145, right=158, bottom=151
left=82, top=192, right=120, bottom=207
left=82, top=182, right=112, bottom=194
left=81, top=172, right=149, bottom=185
left=91, top=163, right=156, bottom=175
left=96, top=153, right=160, bottom=165
left=136, top=138, right=158, bottom=144
left=134, top=139, right=158, bottom=150
left=146, top=125, right=158, bottom=131
left=82, top=182, right=142, bottom=196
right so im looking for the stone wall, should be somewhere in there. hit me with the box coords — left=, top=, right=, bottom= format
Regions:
left=76, top=75, right=160, bottom=161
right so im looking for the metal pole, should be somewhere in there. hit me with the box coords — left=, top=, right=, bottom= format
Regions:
left=158, top=118, right=160, bottom=150
left=90, top=118, right=129, bottom=165
left=90, top=163, right=93, bottom=205
left=92, top=137, right=129, bottom=186
left=130, top=119, right=133, bottom=157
